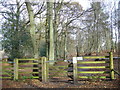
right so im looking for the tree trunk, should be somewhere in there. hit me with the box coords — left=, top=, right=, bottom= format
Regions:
left=64, top=29, right=67, bottom=60
left=25, top=1, right=39, bottom=58
left=47, top=1, right=55, bottom=64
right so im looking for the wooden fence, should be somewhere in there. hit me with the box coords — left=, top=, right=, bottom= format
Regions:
left=14, top=57, right=47, bottom=81
left=1, top=52, right=118, bottom=84
left=0, top=60, right=13, bottom=79
left=48, top=60, right=69, bottom=82
left=1, top=57, right=46, bottom=81
left=32, top=52, right=115, bottom=83
left=14, top=58, right=41, bottom=80
left=73, top=52, right=114, bottom=84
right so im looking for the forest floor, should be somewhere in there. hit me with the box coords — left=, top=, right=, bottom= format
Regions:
left=2, top=78, right=120, bottom=89
left=1, top=52, right=120, bottom=89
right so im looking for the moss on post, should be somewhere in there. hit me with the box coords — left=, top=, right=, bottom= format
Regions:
left=109, top=52, right=114, bottom=80
left=14, top=59, right=18, bottom=80
left=42, top=57, right=49, bottom=83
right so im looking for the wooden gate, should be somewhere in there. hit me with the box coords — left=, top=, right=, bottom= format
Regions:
left=73, top=52, right=114, bottom=84
left=48, top=60, right=69, bottom=82
left=14, top=58, right=42, bottom=80
left=41, top=58, right=71, bottom=82
left=0, top=59, right=13, bottom=80
left=1, top=57, right=46, bottom=81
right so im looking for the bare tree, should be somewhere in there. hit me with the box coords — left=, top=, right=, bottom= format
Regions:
left=25, top=0, right=41, bottom=58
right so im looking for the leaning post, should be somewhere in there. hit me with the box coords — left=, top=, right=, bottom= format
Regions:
left=14, top=58, right=18, bottom=80
left=109, top=52, right=114, bottom=80
left=73, top=57, right=78, bottom=84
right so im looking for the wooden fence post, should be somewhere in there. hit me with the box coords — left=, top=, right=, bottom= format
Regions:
left=42, top=57, right=49, bottom=83
left=45, top=57, right=49, bottom=82
left=73, top=57, right=78, bottom=84
left=14, top=59, right=18, bottom=80
left=38, top=57, right=42, bottom=79
left=109, top=52, right=114, bottom=80
left=42, top=57, right=44, bottom=82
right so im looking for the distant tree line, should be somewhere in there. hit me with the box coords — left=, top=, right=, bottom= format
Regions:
left=0, top=0, right=119, bottom=61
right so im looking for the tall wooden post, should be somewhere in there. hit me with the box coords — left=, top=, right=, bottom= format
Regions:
left=73, top=57, right=78, bottom=84
left=42, top=57, right=49, bottom=83
left=46, top=57, right=49, bottom=82
left=38, top=58, right=42, bottom=79
left=42, top=57, right=44, bottom=82
left=109, top=52, right=114, bottom=80
left=14, top=59, right=18, bottom=80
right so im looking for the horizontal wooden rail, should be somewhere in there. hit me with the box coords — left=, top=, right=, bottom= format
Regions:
left=83, top=56, right=109, bottom=59
left=78, top=76, right=110, bottom=79
left=19, top=63, right=39, bottom=65
left=2, top=69, right=13, bottom=72
left=32, top=72, right=39, bottom=74
left=2, top=66, right=13, bottom=68
left=21, top=76, right=39, bottom=79
left=50, top=70, right=67, bottom=72
left=2, top=72, right=13, bottom=75
left=2, top=68, right=13, bottom=70
left=78, top=71, right=109, bottom=74
left=0, top=77, right=12, bottom=79
left=19, top=67, right=39, bottom=69
left=46, top=60, right=67, bottom=63
left=78, top=61, right=109, bottom=64
left=32, top=76, right=39, bottom=79
left=55, top=66, right=68, bottom=68
left=19, top=71, right=41, bottom=74
left=61, top=71, right=68, bottom=72
left=18, top=59, right=39, bottom=60
left=78, top=66, right=110, bottom=69
left=1, top=62, right=11, bottom=64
